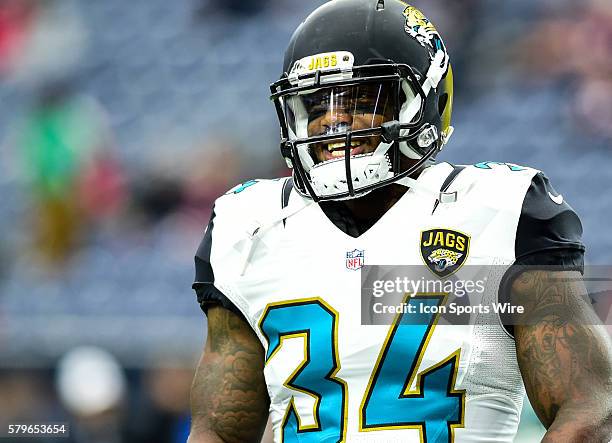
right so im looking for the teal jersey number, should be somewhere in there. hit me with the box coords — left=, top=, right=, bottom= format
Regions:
left=360, top=294, right=464, bottom=441
left=259, top=299, right=347, bottom=442
left=227, top=179, right=259, bottom=194
left=473, top=161, right=525, bottom=171
left=259, top=295, right=464, bottom=443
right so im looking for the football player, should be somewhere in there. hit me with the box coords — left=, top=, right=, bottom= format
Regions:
left=188, top=1, right=612, bottom=442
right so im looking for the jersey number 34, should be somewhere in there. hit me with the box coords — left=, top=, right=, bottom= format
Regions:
left=259, top=295, right=465, bottom=443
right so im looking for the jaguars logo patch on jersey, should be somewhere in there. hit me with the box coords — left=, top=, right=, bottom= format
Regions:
left=420, top=228, right=470, bottom=277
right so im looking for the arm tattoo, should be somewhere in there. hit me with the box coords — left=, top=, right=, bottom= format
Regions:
left=513, top=270, right=612, bottom=441
left=190, top=306, right=270, bottom=443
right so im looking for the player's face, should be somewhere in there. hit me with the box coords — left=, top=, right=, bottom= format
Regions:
left=296, top=83, right=396, bottom=163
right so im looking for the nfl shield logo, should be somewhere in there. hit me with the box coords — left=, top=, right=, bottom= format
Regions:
left=346, top=249, right=365, bottom=271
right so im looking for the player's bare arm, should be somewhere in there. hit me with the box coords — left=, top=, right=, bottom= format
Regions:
left=188, top=306, right=270, bottom=443
left=513, top=270, right=612, bottom=442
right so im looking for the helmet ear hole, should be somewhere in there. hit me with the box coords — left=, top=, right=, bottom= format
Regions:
left=438, top=93, right=448, bottom=116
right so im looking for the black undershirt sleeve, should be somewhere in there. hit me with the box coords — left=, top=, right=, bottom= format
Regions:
left=500, top=172, right=586, bottom=335
left=514, top=172, right=585, bottom=270
left=192, top=207, right=243, bottom=317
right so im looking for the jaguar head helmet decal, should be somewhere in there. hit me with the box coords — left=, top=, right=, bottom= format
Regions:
left=403, top=5, right=445, bottom=52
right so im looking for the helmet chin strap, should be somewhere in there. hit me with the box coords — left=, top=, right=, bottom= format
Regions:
left=424, top=50, right=448, bottom=95
left=301, top=125, right=441, bottom=200
left=308, top=143, right=394, bottom=199
left=396, top=175, right=435, bottom=196
left=395, top=174, right=458, bottom=203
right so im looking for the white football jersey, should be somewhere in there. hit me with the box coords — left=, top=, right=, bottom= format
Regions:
left=193, top=162, right=584, bottom=443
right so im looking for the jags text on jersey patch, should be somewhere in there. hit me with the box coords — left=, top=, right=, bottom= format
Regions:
left=420, top=229, right=470, bottom=278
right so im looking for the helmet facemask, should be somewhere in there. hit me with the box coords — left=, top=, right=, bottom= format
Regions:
left=271, top=51, right=451, bottom=202
left=285, top=81, right=397, bottom=199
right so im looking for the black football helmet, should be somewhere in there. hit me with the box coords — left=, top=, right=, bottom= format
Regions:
left=270, top=0, right=454, bottom=201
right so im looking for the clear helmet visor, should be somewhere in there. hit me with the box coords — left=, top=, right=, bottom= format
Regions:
left=282, top=81, right=408, bottom=165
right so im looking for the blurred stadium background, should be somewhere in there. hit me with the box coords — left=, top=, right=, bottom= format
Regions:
left=0, top=0, right=610, bottom=441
